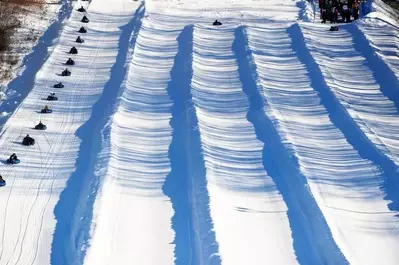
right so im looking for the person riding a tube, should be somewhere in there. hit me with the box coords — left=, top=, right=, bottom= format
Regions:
left=9, top=153, right=17, bottom=161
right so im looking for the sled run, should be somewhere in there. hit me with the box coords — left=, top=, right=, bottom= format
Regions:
left=0, top=0, right=398, bottom=264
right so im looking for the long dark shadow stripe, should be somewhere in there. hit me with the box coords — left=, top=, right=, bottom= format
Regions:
left=163, top=25, right=221, bottom=265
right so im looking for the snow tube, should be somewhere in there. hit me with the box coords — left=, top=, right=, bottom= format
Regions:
left=6, top=158, right=20, bottom=164
left=41, top=108, right=53, bottom=113
left=77, top=6, right=86, bottom=12
left=69, top=47, right=78, bottom=54
left=81, top=16, right=89, bottom=23
left=0, top=181, right=5, bottom=187
left=79, top=27, right=87, bottom=33
left=62, top=70, right=71, bottom=76
left=35, top=123, right=47, bottom=130
left=22, top=137, right=35, bottom=146
left=54, top=82, right=64, bottom=88
left=329, top=26, right=339, bottom=31
left=76, top=36, right=84, bottom=43
left=66, top=59, right=75, bottom=65
left=213, top=21, right=222, bottom=26
left=47, top=95, right=58, bottom=101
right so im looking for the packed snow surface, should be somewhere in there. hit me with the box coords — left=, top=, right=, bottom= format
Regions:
left=0, top=0, right=398, bottom=264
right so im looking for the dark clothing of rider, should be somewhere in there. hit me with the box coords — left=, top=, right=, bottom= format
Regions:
left=10, top=153, right=17, bottom=161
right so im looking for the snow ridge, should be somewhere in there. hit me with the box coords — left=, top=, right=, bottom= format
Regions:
left=191, top=23, right=297, bottom=265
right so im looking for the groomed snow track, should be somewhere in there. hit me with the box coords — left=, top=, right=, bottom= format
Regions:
left=0, top=0, right=398, bottom=264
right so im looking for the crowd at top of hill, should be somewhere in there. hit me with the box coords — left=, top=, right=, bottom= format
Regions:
left=319, top=0, right=362, bottom=23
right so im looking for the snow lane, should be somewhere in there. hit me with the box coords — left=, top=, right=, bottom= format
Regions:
left=299, top=23, right=399, bottom=211
left=246, top=22, right=399, bottom=265
left=0, top=0, right=140, bottom=264
left=51, top=1, right=145, bottom=264
left=191, top=24, right=297, bottom=265
left=84, top=16, right=180, bottom=265
left=0, top=2, right=94, bottom=263
left=235, top=25, right=347, bottom=265
left=300, top=23, right=399, bottom=166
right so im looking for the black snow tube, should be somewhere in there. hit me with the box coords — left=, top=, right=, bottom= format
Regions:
left=22, top=136, right=35, bottom=146
left=78, top=27, right=87, bottom=33
left=62, top=69, right=71, bottom=76
left=69, top=47, right=78, bottom=54
left=54, top=82, right=64, bottom=88
left=41, top=108, right=53, bottom=113
left=329, top=26, right=339, bottom=31
left=81, top=16, right=89, bottom=23
left=35, top=122, right=47, bottom=130
left=47, top=95, right=58, bottom=101
left=66, top=58, right=75, bottom=65
left=76, top=36, right=84, bottom=43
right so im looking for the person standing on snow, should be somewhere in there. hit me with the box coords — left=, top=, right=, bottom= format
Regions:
left=352, top=0, right=359, bottom=20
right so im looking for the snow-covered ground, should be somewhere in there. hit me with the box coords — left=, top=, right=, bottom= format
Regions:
left=0, top=0, right=398, bottom=264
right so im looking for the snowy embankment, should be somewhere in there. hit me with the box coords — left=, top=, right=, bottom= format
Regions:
left=0, top=0, right=142, bottom=264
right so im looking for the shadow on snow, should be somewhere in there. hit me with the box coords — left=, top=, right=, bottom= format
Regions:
left=163, top=25, right=221, bottom=265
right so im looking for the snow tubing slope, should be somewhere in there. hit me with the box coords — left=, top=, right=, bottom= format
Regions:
left=0, top=0, right=399, bottom=264
left=86, top=5, right=399, bottom=265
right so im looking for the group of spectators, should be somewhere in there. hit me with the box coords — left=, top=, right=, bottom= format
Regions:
left=319, top=0, right=362, bottom=23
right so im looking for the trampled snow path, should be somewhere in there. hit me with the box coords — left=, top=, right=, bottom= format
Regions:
left=191, top=24, right=297, bottom=265
left=0, top=0, right=142, bottom=264
left=246, top=22, right=399, bottom=265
